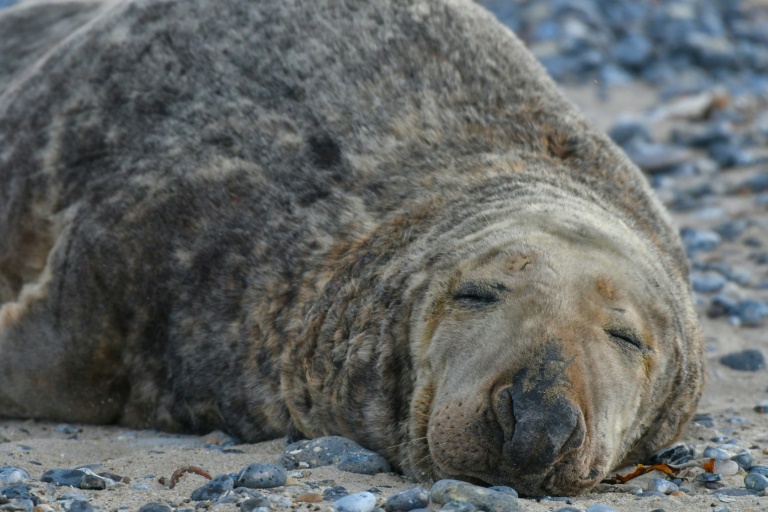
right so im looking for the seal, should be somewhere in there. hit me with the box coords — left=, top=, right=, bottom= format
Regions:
left=0, top=0, right=704, bottom=496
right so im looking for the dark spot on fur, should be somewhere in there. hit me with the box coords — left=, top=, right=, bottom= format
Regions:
left=545, top=133, right=578, bottom=160
left=308, top=135, right=341, bottom=169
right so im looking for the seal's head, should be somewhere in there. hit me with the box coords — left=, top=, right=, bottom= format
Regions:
left=404, top=191, right=704, bottom=496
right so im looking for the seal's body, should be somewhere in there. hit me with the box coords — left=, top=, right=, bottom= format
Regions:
left=0, top=0, right=703, bottom=495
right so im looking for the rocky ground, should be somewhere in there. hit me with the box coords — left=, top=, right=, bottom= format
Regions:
left=4, top=0, right=768, bottom=511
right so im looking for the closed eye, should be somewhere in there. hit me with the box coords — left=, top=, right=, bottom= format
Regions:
left=605, top=328, right=644, bottom=351
left=453, top=283, right=500, bottom=307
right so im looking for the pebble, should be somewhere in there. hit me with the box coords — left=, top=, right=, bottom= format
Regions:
left=744, top=472, right=768, bottom=491
left=703, top=446, right=732, bottom=460
left=646, top=478, right=678, bottom=494
left=719, top=349, right=766, bottom=371
left=132, top=483, right=151, bottom=491
left=486, top=486, right=517, bottom=498
left=69, top=500, right=96, bottom=512
left=748, top=464, right=768, bottom=476
left=585, top=506, right=618, bottom=512
left=137, top=504, right=173, bottom=512
left=626, top=143, right=694, bottom=173
left=637, top=490, right=667, bottom=498
left=645, top=443, right=696, bottom=465
left=332, top=491, right=377, bottom=512
left=439, top=501, right=477, bottom=512
left=240, top=495, right=272, bottom=512
left=191, top=474, right=234, bottom=501
left=734, top=300, right=768, bottom=327
left=280, top=436, right=391, bottom=475
left=323, top=486, right=350, bottom=501
left=713, top=460, right=740, bottom=476
left=695, top=472, right=722, bottom=482
left=0, top=467, right=30, bottom=485
left=691, top=272, right=727, bottom=293
left=430, top=480, right=520, bottom=512
left=384, top=487, right=430, bottom=512
left=40, top=468, right=111, bottom=490
left=731, top=450, right=754, bottom=468
left=680, top=227, right=721, bottom=255
left=235, top=463, right=286, bottom=489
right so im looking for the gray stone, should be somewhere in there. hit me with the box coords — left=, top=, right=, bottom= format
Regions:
left=0, top=467, right=30, bottom=486
left=280, top=437, right=390, bottom=475
left=69, top=500, right=96, bottom=512
left=137, top=504, right=173, bottom=512
left=235, top=463, right=286, bottom=489
left=703, top=446, right=732, bottom=460
left=332, top=491, right=377, bottom=512
left=430, top=479, right=520, bottom=512
left=720, top=349, right=765, bottom=370
left=734, top=301, right=768, bottom=328
left=745, top=472, right=768, bottom=491
left=646, top=478, right=678, bottom=494
left=191, top=474, right=234, bottom=501
left=691, top=272, right=726, bottom=293
left=385, top=487, right=429, bottom=512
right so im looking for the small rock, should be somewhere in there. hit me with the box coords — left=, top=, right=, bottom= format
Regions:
left=748, top=465, right=768, bottom=476
left=235, top=463, right=286, bottom=489
left=238, top=492, right=270, bottom=511
left=707, top=295, right=737, bottom=319
left=713, top=460, right=739, bottom=476
left=385, top=487, right=430, bottom=512
left=69, top=500, right=96, bottom=512
left=636, top=490, right=667, bottom=498
left=55, top=425, right=80, bottom=435
left=323, top=486, right=350, bottom=501
left=240, top=497, right=272, bottom=512
left=41, top=469, right=88, bottom=488
left=703, top=446, right=732, bottom=460
left=430, top=479, right=520, bottom=512
left=646, top=478, right=678, bottom=494
left=645, top=443, right=695, bottom=465
left=744, top=472, right=768, bottom=491
left=58, top=493, right=88, bottom=502
left=720, top=349, right=765, bottom=371
left=708, top=143, right=753, bottom=168
left=191, top=474, right=234, bottom=501
left=280, top=437, right=390, bottom=475
left=332, top=491, right=377, bottom=512
left=691, top=272, right=727, bottom=293
left=137, top=504, right=173, bottom=512
left=627, top=143, right=695, bottom=173
left=439, top=501, right=477, bottom=512
left=713, top=506, right=731, bottom=512
left=680, top=227, right=721, bottom=255
left=486, top=486, right=517, bottom=498
left=0, top=467, right=30, bottom=485
left=585, top=505, right=618, bottom=512
left=734, top=301, right=768, bottom=328
left=132, top=483, right=151, bottom=491
left=731, top=450, right=753, bottom=468
left=608, top=118, right=651, bottom=148
left=695, top=472, right=722, bottom=482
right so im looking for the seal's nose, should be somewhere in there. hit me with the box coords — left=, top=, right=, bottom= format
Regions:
left=495, top=380, right=585, bottom=473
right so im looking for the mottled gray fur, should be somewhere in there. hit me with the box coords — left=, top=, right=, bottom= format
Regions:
left=0, top=0, right=703, bottom=496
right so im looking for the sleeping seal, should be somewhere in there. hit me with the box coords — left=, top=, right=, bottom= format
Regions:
left=0, top=0, right=704, bottom=496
